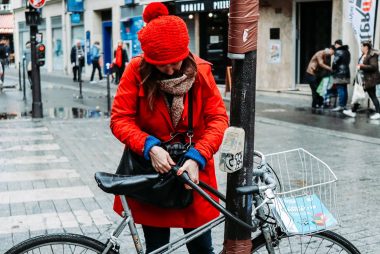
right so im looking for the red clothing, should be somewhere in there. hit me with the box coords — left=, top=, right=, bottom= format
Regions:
left=111, top=55, right=229, bottom=228
left=115, top=46, right=123, bottom=67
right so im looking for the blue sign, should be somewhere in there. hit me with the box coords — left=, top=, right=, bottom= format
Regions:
left=67, top=0, right=84, bottom=12
left=71, top=13, right=81, bottom=24
left=120, top=16, right=144, bottom=57
left=86, top=31, right=91, bottom=65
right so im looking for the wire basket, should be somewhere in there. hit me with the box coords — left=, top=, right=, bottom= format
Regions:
left=265, top=148, right=339, bottom=235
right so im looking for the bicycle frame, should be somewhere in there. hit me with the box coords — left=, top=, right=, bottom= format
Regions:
left=101, top=176, right=278, bottom=254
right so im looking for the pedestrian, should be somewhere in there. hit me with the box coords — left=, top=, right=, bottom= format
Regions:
left=113, top=40, right=128, bottom=84
left=330, top=39, right=351, bottom=111
left=110, top=2, right=229, bottom=253
left=90, top=41, right=103, bottom=84
left=304, top=46, right=335, bottom=109
left=70, top=40, right=85, bottom=82
left=0, top=38, right=7, bottom=83
left=343, top=41, right=380, bottom=120
left=24, top=41, right=32, bottom=87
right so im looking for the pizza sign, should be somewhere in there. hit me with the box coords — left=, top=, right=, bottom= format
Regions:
left=28, top=0, right=46, bottom=9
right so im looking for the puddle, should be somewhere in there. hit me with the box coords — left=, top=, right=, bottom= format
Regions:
left=0, top=107, right=108, bottom=120
left=48, top=107, right=106, bottom=119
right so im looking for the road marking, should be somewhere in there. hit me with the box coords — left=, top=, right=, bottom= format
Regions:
left=0, top=155, right=68, bottom=165
left=263, top=108, right=287, bottom=112
left=0, top=209, right=111, bottom=234
left=0, top=135, right=54, bottom=142
left=0, top=127, right=49, bottom=133
left=0, top=143, right=60, bottom=152
left=0, top=186, right=93, bottom=204
left=0, top=169, right=80, bottom=182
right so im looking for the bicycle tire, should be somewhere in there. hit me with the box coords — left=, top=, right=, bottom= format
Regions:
left=5, top=233, right=118, bottom=254
left=251, top=230, right=361, bottom=254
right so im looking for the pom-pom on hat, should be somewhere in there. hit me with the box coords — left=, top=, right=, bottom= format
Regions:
left=138, top=2, right=190, bottom=65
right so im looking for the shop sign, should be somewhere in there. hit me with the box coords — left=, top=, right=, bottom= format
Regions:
left=71, top=13, right=81, bottom=24
left=67, top=0, right=84, bottom=12
left=176, top=0, right=230, bottom=14
left=348, top=0, right=378, bottom=48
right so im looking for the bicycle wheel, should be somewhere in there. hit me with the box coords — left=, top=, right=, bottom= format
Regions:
left=251, top=230, right=360, bottom=254
left=5, top=233, right=117, bottom=254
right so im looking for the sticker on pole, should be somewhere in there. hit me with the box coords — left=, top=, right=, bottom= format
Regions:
left=29, top=0, right=46, bottom=9
left=219, top=127, right=245, bottom=173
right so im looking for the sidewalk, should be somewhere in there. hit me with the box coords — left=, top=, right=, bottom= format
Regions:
left=0, top=116, right=379, bottom=252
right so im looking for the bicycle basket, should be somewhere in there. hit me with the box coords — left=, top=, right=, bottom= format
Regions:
left=265, top=148, right=339, bottom=235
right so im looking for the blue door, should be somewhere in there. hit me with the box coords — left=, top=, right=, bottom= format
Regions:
left=102, top=21, right=112, bottom=73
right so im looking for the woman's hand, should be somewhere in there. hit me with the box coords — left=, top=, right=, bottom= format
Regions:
left=149, top=146, right=175, bottom=174
left=177, top=159, right=199, bottom=189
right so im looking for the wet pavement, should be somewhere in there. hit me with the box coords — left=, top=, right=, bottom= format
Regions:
left=0, top=66, right=379, bottom=253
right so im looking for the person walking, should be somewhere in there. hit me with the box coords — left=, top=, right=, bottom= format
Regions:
left=70, top=40, right=85, bottom=82
left=343, top=41, right=380, bottom=120
left=330, top=39, right=351, bottom=111
left=90, top=41, right=103, bottom=84
left=0, top=38, right=7, bottom=83
left=304, top=46, right=335, bottom=109
left=111, top=3, right=229, bottom=253
left=24, top=41, right=32, bottom=87
left=113, top=40, right=128, bottom=85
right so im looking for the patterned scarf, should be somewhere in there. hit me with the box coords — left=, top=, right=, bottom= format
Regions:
left=159, top=74, right=195, bottom=128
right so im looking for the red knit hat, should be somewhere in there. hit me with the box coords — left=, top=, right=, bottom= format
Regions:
left=138, top=2, right=190, bottom=65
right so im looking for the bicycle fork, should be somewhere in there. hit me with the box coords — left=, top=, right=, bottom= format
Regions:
left=253, top=195, right=276, bottom=254
left=102, top=196, right=144, bottom=254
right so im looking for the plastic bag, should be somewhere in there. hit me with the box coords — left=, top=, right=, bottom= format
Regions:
left=351, top=82, right=366, bottom=104
left=317, top=76, right=333, bottom=97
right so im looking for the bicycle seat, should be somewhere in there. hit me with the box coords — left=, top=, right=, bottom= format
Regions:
left=94, top=172, right=160, bottom=195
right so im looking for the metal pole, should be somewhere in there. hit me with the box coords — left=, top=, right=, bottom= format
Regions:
left=22, top=57, right=26, bottom=101
left=223, top=0, right=259, bottom=252
left=106, top=63, right=111, bottom=115
left=18, top=62, right=22, bottom=91
left=30, top=22, right=43, bottom=117
left=78, top=63, right=83, bottom=99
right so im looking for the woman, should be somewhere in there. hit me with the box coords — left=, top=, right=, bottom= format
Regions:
left=343, top=41, right=380, bottom=120
left=113, top=40, right=128, bottom=84
left=110, top=3, right=229, bottom=253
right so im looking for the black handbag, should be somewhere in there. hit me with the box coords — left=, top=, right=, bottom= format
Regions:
left=115, top=89, right=195, bottom=209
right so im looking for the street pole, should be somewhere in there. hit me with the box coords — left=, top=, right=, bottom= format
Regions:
left=26, top=5, right=43, bottom=118
left=18, top=62, right=22, bottom=91
left=106, top=63, right=111, bottom=115
left=78, top=58, right=83, bottom=100
left=22, top=56, right=26, bottom=101
left=223, top=0, right=259, bottom=253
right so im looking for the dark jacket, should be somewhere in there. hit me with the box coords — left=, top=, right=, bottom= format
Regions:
left=359, top=50, right=380, bottom=90
left=332, top=45, right=351, bottom=79
left=0, top=43, right=6, bottom=59
left=70, top=45, right=85, bottom=67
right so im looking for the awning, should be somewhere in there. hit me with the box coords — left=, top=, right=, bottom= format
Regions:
left=138, top=0, right=172, bottom=5
left=0, top=14, right=14, bottom=34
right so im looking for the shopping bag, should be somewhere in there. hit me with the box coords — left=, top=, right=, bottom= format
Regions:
left=317, top=76, right=333, bottom=97
left=351, top=82, right=366, bottom=104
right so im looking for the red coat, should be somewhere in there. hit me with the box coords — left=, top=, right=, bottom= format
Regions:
left=110, top=55, right=229, bottom=228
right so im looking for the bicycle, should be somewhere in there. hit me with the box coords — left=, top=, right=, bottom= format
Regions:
left=5, top=148, right=361, bottom=254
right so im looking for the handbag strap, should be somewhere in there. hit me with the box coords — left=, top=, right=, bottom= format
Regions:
left=187, top=87, right=193, bottom=137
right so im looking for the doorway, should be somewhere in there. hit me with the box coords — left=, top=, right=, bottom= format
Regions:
left=199, top=12, right=229, bottom=84
left=296, top=1, right=332, bottom=83
left=102, top=21, right=112, bottom=73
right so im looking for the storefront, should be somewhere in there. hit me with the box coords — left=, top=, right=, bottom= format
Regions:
left=175, top=0, right=230, bottom=84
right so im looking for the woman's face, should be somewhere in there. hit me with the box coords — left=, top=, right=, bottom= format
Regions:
left=361, top=44, right=369, bottom=54
left=155, top=61, right=183, bottom=76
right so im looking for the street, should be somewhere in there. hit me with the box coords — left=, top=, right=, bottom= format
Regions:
left=0, top=68, right=379, bottom=253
